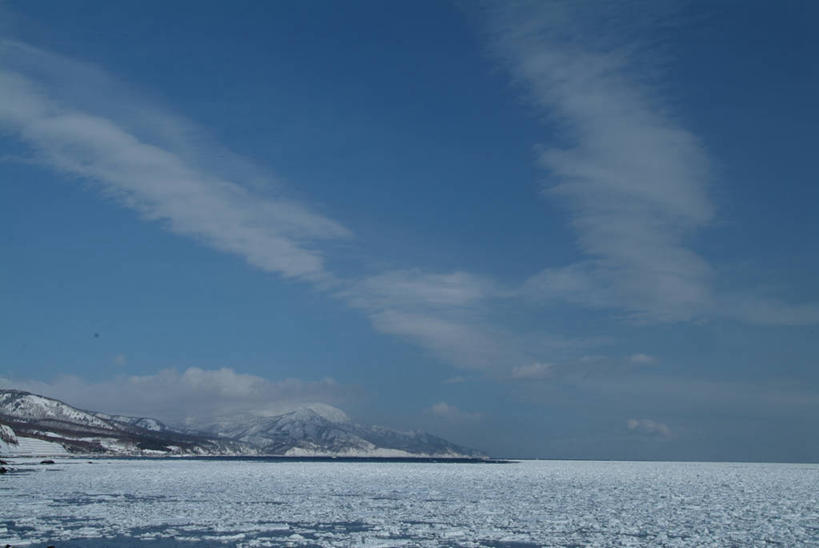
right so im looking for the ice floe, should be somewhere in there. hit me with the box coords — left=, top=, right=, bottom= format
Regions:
left=1, top=459, right=817, bottom=546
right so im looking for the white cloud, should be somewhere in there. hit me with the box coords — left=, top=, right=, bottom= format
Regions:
left=0, top=367, right=354, bottom=425
left=342, top=269, right=607, bottom=370
left=511, top=362, right=553, bottom=380
left=485, top=2, right=819, bottom=326
left=5, top=13, right=813, bottom=394
left=579, top=355, right=607, bottom=363
left=629, top=353, right=656, bottom=365
left=627, top=418, right=672, bottom=439
left=366, top=310, right=510, bottom=369
left=487, top=2, right=713, bottom=322
left=510, top=356, right=640, bottom=382
left=0, top=41, right=350, bottom=283
left=0, top=40, right=599, bottom=375
left=341, top=270, right=519, bottom=369
left=428, top=402, right=481, bottom=422
left=344, top=270, right=497, bottom=311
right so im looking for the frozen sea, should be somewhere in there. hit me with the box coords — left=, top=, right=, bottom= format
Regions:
left=1, top=458, right=817, bottom=547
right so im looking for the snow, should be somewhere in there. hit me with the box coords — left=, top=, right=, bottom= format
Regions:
left=0, top=423, right=20, bottom=454
left=303, top=403, right=350, bottom=423
left=137, top=418, right=164, bottom=431
left=196, top=405, right=480, bottom=457
left=96, top=413, right=167, bottom=432
left=1, top=459, right=817, bottom=546
left=284, top=447, right=424, bottom=458
left=2, top=390, right=479, bottom=457
left=1, top=434, right=68, bottom=456
left=0, top=390, right=112, bottom=430
left=282, top=447, right=471, bottom=458
left=0, top=423, right=17, bottom=444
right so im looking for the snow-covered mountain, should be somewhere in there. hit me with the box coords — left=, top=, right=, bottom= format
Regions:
left=0, top=389, right=484, bottom=458
left=93, top=412, right=171, bottom=433
left=0, top=389, right=254, bottom=456
left=0, top=389, right=112, bottom=430
left=196, top=403, right=483, bottom=457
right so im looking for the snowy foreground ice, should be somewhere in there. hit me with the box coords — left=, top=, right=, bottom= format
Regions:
left=1, top=458, right=817, bottom=547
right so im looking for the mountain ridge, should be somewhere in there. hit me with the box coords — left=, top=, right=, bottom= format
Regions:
left=0, top=388, right=484, bottom=458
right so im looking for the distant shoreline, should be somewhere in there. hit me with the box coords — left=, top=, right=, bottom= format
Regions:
left=92, top=455, right=514, bottom=464
left=3, top=454, right=514, bottom=464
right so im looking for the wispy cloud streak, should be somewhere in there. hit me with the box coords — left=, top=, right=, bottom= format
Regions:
left=1, top=40, right=569, bottom=373
left=340, top=269, right=610, bottom=370
left=3, top=8, right=814, bottom=391
left=484, top=1, right=819, bottom=325
left=487, top=1, right=713, bottom=322
left=340, top=270, right=517, bottom=368
left=0, top=41, right=350, bottom=282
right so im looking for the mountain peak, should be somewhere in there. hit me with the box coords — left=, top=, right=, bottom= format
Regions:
left=294, top=403, right=350, bottom=424
left=0, top=388, right=484, bottom=458
left=0, top=388, right=112, bottom=430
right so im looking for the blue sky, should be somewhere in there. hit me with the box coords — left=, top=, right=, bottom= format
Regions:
left=1, top=0, right=818, bottom=461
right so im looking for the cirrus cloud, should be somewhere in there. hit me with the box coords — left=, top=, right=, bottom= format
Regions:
left=0, top=41, right=350, bottom=283
left=484, top=1, right=819, bottom=326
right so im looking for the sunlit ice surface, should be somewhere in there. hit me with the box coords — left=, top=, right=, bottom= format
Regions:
left=1, top=458, right=817, bottom=546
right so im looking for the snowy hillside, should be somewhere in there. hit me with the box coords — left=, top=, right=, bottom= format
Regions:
left=0, top=422, right=19, bottom=453
left=0, top=390, right=113, bottom=430
left=0, top=422, right=16, bottom=444
left=94, top=412, right=170, bottom=432
left=198, top=404, right=484, bottom=458
left=0, top=388, right=484, bottom=458
left=0, top=389, right=255, bottom=456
